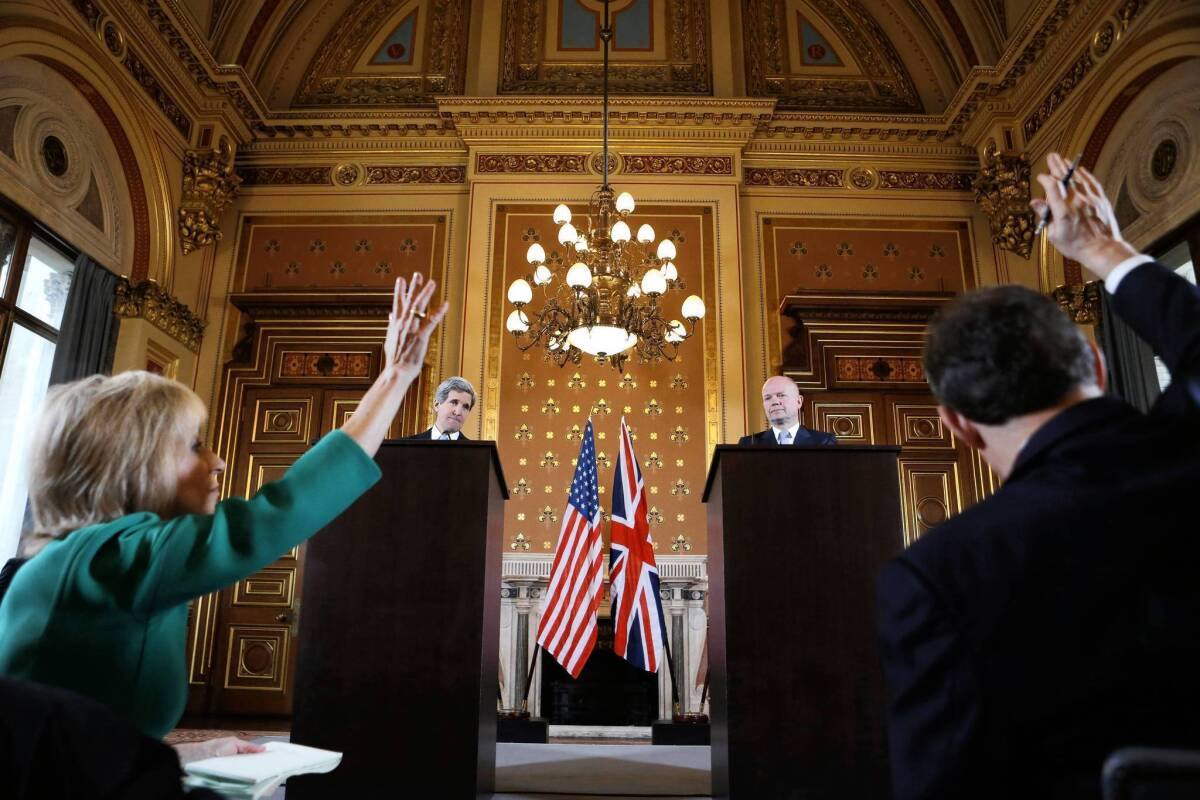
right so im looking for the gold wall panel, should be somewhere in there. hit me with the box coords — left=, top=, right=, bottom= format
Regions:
left=898, top=459, right=963, bottom=546
left=234, top=214, right=447, bottom=292
left=488, top=204, right=718, bottom=553
left=244, top=457, right=296, bottom=498
left=232, top=567, right=297, bottom=608
left=893, top=404, right=954, bottom=450
left=810, top=401, right=876, bottom=443
left=250, top=398, right=314, bottom=444
left=223, top=625, right=290, bottom=692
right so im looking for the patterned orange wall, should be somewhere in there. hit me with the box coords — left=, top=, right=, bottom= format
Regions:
left=235, top=214, right=447, bottom=291
left=762, top=217, right=976, bottom=368
left=489, top=204, right=718, bottom=556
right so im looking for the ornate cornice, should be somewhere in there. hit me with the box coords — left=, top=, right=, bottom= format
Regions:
left=235, top=164, right=467, bottom=186
left=115, top=279, right=205, bottom=352
left=1051, top=280, right=1102, bottom=324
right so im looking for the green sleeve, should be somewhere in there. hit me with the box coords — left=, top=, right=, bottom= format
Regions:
left=110, top=430, right=381, bottom=613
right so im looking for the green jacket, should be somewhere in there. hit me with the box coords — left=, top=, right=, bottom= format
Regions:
left=0, top=430, right=380, bottom=739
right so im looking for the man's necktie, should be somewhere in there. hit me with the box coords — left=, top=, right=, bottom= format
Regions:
left=440, top=432, right=450, bottom=440
left=778, top=430, right=791, bottom=445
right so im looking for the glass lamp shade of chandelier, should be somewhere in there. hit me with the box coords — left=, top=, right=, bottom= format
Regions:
left=501, top=0, right=705, bottom=371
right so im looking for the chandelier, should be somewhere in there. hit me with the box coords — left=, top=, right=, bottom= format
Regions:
left=503, top=1, right=705, bottom=373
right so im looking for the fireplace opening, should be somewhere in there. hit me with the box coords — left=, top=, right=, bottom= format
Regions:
left=540, top=618, right=659, bottom=725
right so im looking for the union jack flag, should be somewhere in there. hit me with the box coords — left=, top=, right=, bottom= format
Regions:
left=536, top=418, right=604, bottom=678
left=609, top=417, right=667, bottom=672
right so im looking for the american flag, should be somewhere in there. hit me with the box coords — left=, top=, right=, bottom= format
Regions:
left=536, top=418, right=604, bottom=678
left=609, top=417, right=667, bottom=672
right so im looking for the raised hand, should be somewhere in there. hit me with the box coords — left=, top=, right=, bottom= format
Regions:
left=341, top=272, right=448, bottom=456
left=1031, top=151, right=1139, bottom=278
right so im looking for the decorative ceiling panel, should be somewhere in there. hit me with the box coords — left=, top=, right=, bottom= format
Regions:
left=743, top=0, right=923, bottom=113
left=294, top=0, right=469, bottom=107
left=500, top=0, right=711, bottom=94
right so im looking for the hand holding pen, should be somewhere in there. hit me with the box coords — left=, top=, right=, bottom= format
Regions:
left=1030, top=151, right=1140, bottom=279
left=1033, top=153, right=1082, bottom=235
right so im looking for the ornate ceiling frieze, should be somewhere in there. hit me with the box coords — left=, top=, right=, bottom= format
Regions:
left=238, top=166, right=332, bottom=186
left=876, top=170, right=974, bottom=190
left=1022, top=1, right=1154, bottom=145
left=498, top=0, right=711, bottom=95
left=236, top=164, right=467, bottom=186
left=743, top=168, right=845, bottom=187
left=742, top=0, right=923, bottom=113
left=294, top=0, right=471, bottom=107
left=476, top=154, right=589, bottom=174
left=621, top=155, right=734, bottom=175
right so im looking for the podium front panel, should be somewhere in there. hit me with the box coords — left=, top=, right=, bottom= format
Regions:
left=289, top=441, right=505, bottom=798
left=705, top=445, right=903, bottom=799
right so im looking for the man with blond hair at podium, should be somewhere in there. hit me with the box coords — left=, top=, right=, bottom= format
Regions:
left=738, top=375, right=837, bottom=446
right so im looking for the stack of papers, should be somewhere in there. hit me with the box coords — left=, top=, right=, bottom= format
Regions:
left=182, top=741, right=341, bottom=799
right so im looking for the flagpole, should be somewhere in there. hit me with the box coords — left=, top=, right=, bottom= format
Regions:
left=520, top=643, right=541, bottom=712
left=661, top=624, right=681, bottom=716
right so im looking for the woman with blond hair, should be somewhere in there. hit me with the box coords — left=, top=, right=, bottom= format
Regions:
left=0, top=273, right=446, bottom=756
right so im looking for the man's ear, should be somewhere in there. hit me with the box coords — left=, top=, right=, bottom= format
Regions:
left=1088, top=339, right=1108, bottom=394
left=797, top=393, right=805, bottom=410
left=938, top=405, right=984, bottom=451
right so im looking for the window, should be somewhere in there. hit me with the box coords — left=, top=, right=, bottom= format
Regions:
left=1153, top=239, right=1198, bottom=392
left=0, top=204, right=77, bottom=560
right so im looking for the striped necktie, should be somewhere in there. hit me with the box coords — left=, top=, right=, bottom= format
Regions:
left=778, top=429, right=791, bottom=445
left=440, top=432, right=450, bottom=440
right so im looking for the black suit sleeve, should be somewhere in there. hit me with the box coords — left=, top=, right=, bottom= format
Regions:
left=736, top=434, right=753, bottom=446
left=1111, top=261, right=1200, bottom=416
left=877, top=560, right=980, bottom=800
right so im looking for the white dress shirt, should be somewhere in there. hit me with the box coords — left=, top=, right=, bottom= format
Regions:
left=771, top=422, right=801, bottom=445
left=430, top=424, right=461, bottom=440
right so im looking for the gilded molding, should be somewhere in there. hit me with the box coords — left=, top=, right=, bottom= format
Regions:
left=744, top=168, right=844, bottom=187
left=122, top=46, right=192, bottom=138
left=115, top=279, right=206, bottom=352
left=877, top=171, right=975, bottom=191
left=365, top=165, right=466, bottom=184
left=1051, top=281, right=1102, bottom=325
left=499, top=0, right=711, bottom=95
left=238, top=166, right=333, bottom=185
left=179, top=146, right=241, bottom=254
left=621, top=155, right=733, bottom=176
left=973, top=143, right=1035, bottom=260
left=1022, top=49, right=1094, bottom=143
left=476, top=154, right=588, bottom=174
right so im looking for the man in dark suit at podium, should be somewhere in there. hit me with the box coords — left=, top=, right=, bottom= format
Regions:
left=737, top=375, right=837, bottom=446
left=876, top=153, right=1200, bottom=800
left=405, top=376, right=475, bottom=440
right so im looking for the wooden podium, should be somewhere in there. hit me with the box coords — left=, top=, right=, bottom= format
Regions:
left=288, top=440, right=507, bottom=798
left=703, top=445, right=903, bottom=799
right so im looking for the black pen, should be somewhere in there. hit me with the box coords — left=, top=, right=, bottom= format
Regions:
left=1034, top=153, right=1083, bottom=235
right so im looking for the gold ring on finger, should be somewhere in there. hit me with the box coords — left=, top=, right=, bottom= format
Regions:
left=413, top=309, right=427, bottom=320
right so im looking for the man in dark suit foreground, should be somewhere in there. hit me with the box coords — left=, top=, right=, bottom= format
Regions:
left=877, top=152, right=1200, bottom=800
left=738, top=375, right=837, bottom=446
left=405, top=375, right=475, bottom=440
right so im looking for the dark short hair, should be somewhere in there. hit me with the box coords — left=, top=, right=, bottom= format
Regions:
left=923, top=285, right=1096, bottom=424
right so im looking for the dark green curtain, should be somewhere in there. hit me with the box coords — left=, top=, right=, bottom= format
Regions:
left=47, top=253, right=120, bottom=385
left=1096, top=289, right=1161, bottom=413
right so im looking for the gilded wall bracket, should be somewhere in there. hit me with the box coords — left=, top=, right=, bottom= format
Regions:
left=973, top=142, right=1035, bottom=260
left=1051, top=281, right=1103, bottom=325
left=178, top=143, right=241, bottom=255
left=115, top=278, right=206, bottom=352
